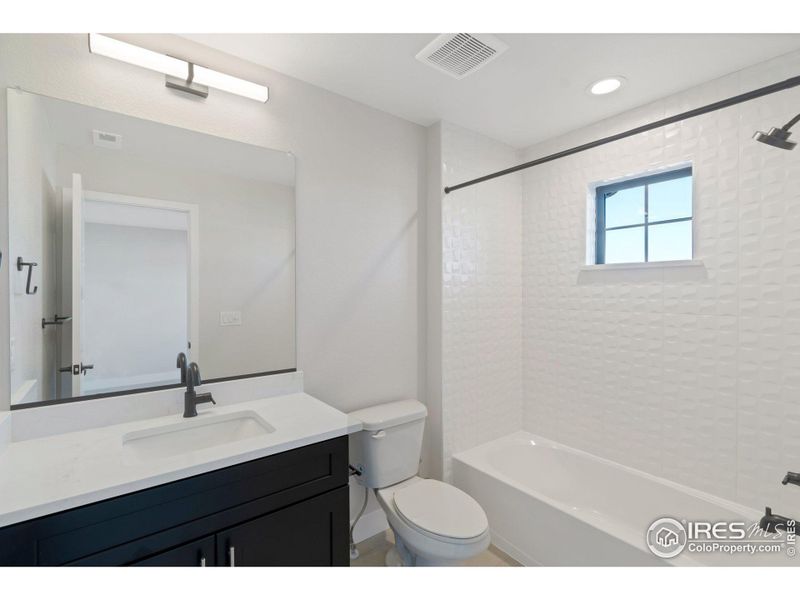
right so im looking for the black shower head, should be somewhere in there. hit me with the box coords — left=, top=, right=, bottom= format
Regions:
left=754, top=112, right=800, bottom=150
left=753, top=126, right=797, bottom=150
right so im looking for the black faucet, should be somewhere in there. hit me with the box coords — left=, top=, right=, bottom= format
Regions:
left=759, top=471, right=800, bottom=533
left=183, top=362, right=215, bottom=418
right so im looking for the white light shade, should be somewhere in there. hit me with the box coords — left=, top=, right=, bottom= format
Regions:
left=89, top=34, right=188, bottom=80
left=193, top=65, right=269, bottom=103
left=589, top=77, right=625, bottom=95
left=88, top=34, right=269, bottom=103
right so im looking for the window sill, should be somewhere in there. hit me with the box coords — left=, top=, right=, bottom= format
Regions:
left=581, top=259, right=704, bottom=272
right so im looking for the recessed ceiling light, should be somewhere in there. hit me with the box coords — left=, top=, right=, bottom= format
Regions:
left=588, top=77, right=626, bottom=95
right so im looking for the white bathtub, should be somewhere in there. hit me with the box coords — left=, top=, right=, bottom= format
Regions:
left=453, top=431, right=795, bottom=566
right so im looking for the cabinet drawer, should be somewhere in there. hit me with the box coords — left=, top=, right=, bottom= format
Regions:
left=0, top=436, right=348, bottom=565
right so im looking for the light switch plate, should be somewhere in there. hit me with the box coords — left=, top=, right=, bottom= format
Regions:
left=219, top=310, right=242, bottom=327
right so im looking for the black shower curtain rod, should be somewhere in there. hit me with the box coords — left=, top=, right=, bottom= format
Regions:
left=443, top=74, right=800, bottom=194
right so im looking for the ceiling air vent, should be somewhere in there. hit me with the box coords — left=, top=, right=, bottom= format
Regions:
left=415, top=33, right=508, bottom=80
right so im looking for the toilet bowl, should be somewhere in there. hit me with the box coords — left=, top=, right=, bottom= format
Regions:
left=348, top=399, right=490, bottom=566
left=376, top=476, right=490, bottom=566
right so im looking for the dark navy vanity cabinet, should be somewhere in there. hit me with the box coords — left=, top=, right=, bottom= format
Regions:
left=0, top=437, right=349, bottom=566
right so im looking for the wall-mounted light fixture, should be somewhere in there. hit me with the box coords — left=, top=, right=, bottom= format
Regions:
left=88, top=34, right=269, bottom=103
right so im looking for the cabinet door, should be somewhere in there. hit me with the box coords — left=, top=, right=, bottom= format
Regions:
left=216, top=487, right=348, bottom=566
left=133, top=535, right=216, bottom=566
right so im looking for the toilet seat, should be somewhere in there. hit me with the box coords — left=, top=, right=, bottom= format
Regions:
left=375, top=477, right=491, bottom=564
left=391, top=479, right=489, bottom=541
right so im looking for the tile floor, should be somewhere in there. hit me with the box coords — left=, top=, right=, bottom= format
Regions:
left=350, top=529, right=520, bottom=567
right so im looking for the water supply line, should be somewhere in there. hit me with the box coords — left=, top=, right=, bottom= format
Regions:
left=347, top=464, right=369, bottom=560
left=349, top=484, right=370, bottom=561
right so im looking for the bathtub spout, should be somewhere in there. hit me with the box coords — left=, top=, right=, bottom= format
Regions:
left=782, top=471, right=800, bottom=487
left=760, top=507, right=795, bottom=533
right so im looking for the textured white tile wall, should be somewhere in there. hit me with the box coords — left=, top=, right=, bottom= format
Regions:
left=441, top=122, right=523, bottom=480
left=521, top=50, right=800, bottom=511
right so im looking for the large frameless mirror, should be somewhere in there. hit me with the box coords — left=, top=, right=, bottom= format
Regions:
left=7, top=89, right=296, bottom=407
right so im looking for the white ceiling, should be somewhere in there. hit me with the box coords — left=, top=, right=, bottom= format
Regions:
left=184, top=33, right=800, bottom=148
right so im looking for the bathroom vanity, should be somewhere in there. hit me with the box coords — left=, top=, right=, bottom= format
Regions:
left=0, top=437, right=349, bottom=567
left=0, top=437, right=348, bottom=566
left=0, top=380, right=357, bottom=566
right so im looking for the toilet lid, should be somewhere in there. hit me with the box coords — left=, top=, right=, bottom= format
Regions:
left=392, top=479, right=488, bottom=540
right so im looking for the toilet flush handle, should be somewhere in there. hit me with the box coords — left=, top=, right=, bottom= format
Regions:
left=371, top=430, right=387, bottom=439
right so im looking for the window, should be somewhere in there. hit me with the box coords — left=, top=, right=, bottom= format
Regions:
left=595, top=167, right=692, bottom=264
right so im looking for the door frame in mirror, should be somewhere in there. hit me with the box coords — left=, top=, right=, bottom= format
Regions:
left=64, top=188, right=201, bottom=398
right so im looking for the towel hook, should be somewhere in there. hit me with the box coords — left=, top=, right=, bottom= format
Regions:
left=16, top=257, right=38, bottom=295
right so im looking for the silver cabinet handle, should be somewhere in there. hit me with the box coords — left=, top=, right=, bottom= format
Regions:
left=229, top=546, right=235, bottom=567
left=200, top=555, right=206, bottom=567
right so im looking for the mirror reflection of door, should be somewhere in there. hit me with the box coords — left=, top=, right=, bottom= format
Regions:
left=62, top=181, right=198, bottom=397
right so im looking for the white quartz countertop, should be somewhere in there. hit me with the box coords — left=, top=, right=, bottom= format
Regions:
left=0, top=392, right=361, bottom=528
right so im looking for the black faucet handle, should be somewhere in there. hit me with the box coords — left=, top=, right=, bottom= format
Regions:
left=782, top=471, right=800, bottom=486
left=197, top=393, right=216, bottom=406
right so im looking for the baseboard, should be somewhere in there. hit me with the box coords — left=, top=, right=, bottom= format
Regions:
left=352, top=508, right=389, bottom=543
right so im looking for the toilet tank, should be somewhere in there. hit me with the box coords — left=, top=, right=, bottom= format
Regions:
left=348, top=399, right=427, bottom=489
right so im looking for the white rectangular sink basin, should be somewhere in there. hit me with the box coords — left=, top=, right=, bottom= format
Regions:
left=123, top=411, right=275, bottom=460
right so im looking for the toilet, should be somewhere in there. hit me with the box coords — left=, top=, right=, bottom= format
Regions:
left=348, top=399, right=490, bottom=566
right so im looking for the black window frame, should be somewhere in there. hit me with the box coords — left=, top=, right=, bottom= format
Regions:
left=595, top=166, right=693, bottom=265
